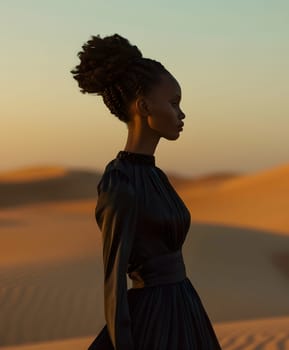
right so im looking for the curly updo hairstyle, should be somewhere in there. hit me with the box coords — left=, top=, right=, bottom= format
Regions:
left=70, top=33, right=171, bottom=123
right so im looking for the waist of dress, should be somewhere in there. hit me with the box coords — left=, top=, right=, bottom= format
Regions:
left=128, top=249, right=187, bottom=289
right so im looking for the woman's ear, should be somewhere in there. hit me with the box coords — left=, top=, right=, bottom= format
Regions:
left=135, top=96, right=150, bottom=117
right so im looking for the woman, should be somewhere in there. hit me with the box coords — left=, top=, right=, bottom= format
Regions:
left=71, top=33, right=222, bottom=350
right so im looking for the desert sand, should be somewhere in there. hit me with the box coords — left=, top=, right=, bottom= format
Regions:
left=0, top=316, right=288, bottom=350
left=0, top=163, right=288, bottom=349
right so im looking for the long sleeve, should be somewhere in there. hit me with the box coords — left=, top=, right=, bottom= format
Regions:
left=95, top=168, right=137, bottom=350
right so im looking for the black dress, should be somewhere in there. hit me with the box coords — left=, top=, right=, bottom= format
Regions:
left=88, top=150, right=222, bottom=350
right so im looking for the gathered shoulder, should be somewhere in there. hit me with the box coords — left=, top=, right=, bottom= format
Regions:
left=97, top=159, right=134, bottom=197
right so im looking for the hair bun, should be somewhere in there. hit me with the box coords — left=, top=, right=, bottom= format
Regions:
left=71, top=33, right=143, bottom=94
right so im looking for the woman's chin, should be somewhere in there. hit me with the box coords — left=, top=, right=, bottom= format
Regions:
left=163, top=131, right=181, bottom=141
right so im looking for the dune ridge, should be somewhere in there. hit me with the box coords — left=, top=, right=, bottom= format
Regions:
left=0, top=166, right=68, bottom=183
left=178, top=162, right=289, bottom=235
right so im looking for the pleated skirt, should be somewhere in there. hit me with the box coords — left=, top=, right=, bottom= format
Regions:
left=88, top=277, right=222, bottom=350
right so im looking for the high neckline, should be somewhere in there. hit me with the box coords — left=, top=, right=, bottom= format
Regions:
left=116, top=150, right=155, bottom=166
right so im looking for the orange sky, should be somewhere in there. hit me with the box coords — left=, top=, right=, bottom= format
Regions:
left=1, top=1, right=288, bottom=177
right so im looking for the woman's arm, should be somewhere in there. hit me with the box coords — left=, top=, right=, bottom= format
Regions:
left=95, top=168, right=137, bottom=350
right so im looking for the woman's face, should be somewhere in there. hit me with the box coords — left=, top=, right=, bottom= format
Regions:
left=144, top=73, right=186, bottom=140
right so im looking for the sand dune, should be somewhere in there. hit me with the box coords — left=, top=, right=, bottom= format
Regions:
left=0, top=163, right=288, bottom=347
left=0, top=316, right=288, bottom=350
left=165, top=171, right=241, bottom=190
left=0, top=201, right=101, bottom=267
left=213, top=315, right=289, bottom=349
left=0, top=336, right=90, bottom=350
left=179, top=163, right=289, bottom=235
left=0, top=166, right=102, bottom=209
left=0, top=166, right=68, bottom=183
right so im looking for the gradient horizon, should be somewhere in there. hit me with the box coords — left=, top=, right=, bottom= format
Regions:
left=1, top=0, right=288, bottom=177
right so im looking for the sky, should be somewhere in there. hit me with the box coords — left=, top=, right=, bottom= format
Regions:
left=1, top=0, right=288, bottom=177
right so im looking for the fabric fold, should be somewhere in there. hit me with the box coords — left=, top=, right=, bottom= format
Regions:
left=95, top=168, right=138, bottom=350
